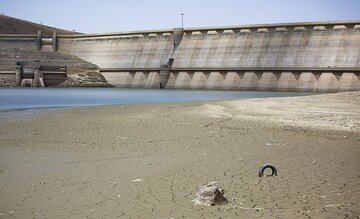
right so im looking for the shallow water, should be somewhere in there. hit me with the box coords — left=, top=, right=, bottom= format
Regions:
left=0, top=88, right=314, bottom=111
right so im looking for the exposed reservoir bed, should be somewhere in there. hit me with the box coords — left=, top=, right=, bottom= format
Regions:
left=0, top=91, right=359, bottom=218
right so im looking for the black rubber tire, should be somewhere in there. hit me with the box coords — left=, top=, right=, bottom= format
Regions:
left=259, top=163, right=277, bottom=177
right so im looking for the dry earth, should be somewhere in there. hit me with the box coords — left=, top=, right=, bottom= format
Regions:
left=0, top=92, right=359, bottom=218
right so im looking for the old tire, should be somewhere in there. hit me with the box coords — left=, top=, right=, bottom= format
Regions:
left=259, top=163, right=277, bottom=177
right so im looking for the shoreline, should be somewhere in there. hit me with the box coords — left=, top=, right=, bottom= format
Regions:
left=0, top=88, right=315, bottom=116
left=0, top=91, right=359, bottom=218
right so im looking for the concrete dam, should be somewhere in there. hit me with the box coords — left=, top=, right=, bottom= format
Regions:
left=1, top=20, right=360, bottom=91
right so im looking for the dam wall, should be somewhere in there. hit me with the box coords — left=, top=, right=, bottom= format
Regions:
left=172, top=26, right=360, bottom=69
left=57, top=32, right=174, bottom=69
left=0, top=34, right=38, bottom=51
left=1, top=21, right=360, bottom=91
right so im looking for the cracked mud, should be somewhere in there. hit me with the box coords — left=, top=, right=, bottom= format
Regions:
left=0, top=92, right=359, bottom=218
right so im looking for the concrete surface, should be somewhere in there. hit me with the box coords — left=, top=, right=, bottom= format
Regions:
left=1, top=20, right=360, bottom=91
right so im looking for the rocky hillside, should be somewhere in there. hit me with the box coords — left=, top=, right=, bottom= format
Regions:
left=0, top=14, right=80, bottom=34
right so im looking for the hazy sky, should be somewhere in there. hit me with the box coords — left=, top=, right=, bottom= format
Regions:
left=1, top=0, right=360, bottom=33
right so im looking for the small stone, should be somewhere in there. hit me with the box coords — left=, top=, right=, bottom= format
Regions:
left=133, top=179, right=142, bottom=182
left=40, top=181, right=45, bottom=185
left=192, top=181, right=228, bottom=206
left=266, top=143, right=272, bottom=146
left=8, top=211, right=14, bottom=214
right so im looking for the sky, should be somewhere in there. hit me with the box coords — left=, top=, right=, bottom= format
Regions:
left=1, top=0, right=360, bottom=33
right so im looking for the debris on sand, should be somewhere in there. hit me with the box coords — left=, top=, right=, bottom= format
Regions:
left=259, top=163, right=278, bottom=177
left=192, top=181, right=228, bottom=206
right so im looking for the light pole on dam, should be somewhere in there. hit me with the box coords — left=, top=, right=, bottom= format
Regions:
left=181, top=13, right=184, bottom=28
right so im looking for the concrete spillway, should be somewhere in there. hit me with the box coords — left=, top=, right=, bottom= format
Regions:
left=1, top=21, right=360, bottom=91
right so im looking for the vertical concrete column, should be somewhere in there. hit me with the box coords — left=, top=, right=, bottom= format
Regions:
left=15, top=62, right=22, bottom=86
left=258, top=72, right=278, bottom=90
left=338, top=73, right=360, bottom=91
left=190, top=72, right=207, bottom=89
left=277, top=72, right=298, bottom=91
left=165, top=72, right=176, bottom=88
left=131, top=72, right=147, bottom=88
left=239, top=72, right=259, bottom=90
left=39, top=69, right=44, bottom=87
left=159, top=65, right=170, bottom=88
left=172, top=28, right=184, bottom=51
left=52, top=31, right=57, bottom=51
left=146, top=72, right=160, bottom=88
left=205, top=72, right=224, bottom=89
left=297, top=72, right=318, bottom=91
left=33, top=67, right=41, bottom=87
left=174, top=72, right=191, bottom=89
left=37, top=30, right=42, bottom=51
left=222, top=72, right=241, bottom=90
left=317, top=72, right=339, bottom=92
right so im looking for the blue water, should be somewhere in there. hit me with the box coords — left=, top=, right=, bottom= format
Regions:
left=0, top=88, right=313, bottom=111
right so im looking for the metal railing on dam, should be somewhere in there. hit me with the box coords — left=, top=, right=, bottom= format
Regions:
left=1, top=20, right=360, bottom=91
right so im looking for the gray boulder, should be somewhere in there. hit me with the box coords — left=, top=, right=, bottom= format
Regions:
left=192, top=181, right=228, bottom=206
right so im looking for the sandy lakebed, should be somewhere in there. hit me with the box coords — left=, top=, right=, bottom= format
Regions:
left=0, top=91, right=359, bottom=218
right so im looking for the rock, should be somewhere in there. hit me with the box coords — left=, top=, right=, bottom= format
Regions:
left=57, top=72, right=114, bottom=87
left=192, top=181, right=228, bottom=206
left=0, top=78, right=16, bottom=87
